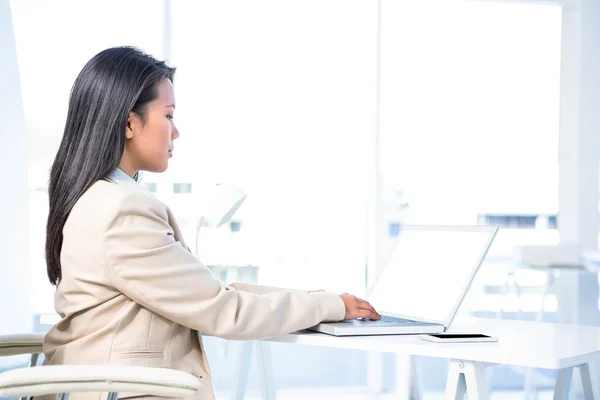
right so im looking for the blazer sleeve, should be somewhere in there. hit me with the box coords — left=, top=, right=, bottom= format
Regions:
left=104, top=191, right=346, bottom=340
left=227, top=282, right=317, bottom=295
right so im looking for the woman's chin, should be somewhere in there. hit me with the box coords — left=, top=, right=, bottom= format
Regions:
left=145, top=163, right=169, bottom=174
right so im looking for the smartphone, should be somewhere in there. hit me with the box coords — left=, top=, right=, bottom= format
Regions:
left=420, top=333, right=498, bottom=343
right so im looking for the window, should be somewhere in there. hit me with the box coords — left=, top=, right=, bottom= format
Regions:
left=377, top=0, right=562, bottom=336
left=142, top=182, right=158, bottom=193
left=173, top=183, right=192, bottom=194
left=379, top=0, right=562, bottom=260
left=478, top=214, right=558, bottom=229
left=388, top=222, right=402, bottom=238
left=169, top=0, right=375, bottom=295
left=229, top=221, right=242, bottom=233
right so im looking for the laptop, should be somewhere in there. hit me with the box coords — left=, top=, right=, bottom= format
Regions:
left=309, top=225, right=498, bottom=336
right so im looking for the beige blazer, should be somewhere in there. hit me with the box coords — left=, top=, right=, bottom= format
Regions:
left=42, top=170, right=345, bottom=400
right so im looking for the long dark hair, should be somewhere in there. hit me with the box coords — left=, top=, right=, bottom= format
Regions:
left=46, top=46, right=176, bottom=285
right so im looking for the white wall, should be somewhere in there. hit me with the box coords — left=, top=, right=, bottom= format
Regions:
left=0, top=0, right=32, bottom=336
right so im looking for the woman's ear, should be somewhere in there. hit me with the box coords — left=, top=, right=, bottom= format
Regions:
left=126, top=111, right=141, bottom=139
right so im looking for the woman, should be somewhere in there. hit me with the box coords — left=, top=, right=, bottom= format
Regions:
left=43, top=46, right=380, bottom=400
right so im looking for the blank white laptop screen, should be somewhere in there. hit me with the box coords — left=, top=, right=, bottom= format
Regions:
left=368, top=228, right=494, bottom=325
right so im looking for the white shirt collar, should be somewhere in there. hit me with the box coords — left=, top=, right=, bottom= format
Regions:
left=108, top=168, right=135, bottom=185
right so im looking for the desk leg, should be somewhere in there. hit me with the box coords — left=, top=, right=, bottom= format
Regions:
left=524, top=367, right=537, bottom=400
left=256, top=341, right=276, bottom=400
left=444, top=360, right=490, bottom=400
left=554, top=363, right=598, bottom=400
left=580, top=363, right=597, bottom=400
left=553, top=367, right=573, bottom=400
left=445, top=361, right=467, bottom=400
left=367, top=352, right=384, bottom=394
left=231, top=341, right=254, bottom=400
left=411, top=355, right=422, bottom=400
left=394, top=354, right=412, bottom=398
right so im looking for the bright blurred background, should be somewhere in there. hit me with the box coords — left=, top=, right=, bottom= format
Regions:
left=3, top=0, right=600, bottom=398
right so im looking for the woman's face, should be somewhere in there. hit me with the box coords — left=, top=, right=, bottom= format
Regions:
left=122, top=78, right=179, bottom=175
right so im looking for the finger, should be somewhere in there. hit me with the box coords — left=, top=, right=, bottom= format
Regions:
left=358, top=307, right=380, bottom=320
left=357, top=309, right=380, bottom=320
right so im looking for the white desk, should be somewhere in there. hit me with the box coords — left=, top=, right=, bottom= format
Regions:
left=497, top=264, right=600, bottom=398
left=235, top=318, right=600, bottom=400
left=42, top=313, right=600, bottom=399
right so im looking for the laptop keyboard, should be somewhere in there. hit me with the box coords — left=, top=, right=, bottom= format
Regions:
left=347, top=315, right=417, bottom=326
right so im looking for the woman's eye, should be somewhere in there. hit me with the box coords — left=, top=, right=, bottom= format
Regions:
left=166, top=115, right=174, bottom=120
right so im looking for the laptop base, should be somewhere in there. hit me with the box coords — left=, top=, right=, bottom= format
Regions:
left=309, top=320, right=444, bottom=337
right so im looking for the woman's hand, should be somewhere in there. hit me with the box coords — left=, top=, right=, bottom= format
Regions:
left=339, top=293, right=381, bottom=320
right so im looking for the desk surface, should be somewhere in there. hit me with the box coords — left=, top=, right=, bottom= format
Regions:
left=266, top=318, right=600, bottom=370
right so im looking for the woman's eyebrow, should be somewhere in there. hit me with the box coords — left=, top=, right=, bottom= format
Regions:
left=165, top=104, right=176, bottom=109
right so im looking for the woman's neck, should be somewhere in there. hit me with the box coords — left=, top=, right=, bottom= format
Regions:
left=118, top=158, right=137, bottom=178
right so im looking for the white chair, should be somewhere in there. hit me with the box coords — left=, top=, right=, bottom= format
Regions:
left=0, top=334, right=203, bottom=399
left=0, top=365, right=203, bottom=399
left=1, top=332, right=45, bottom=400
left=0, top=333, right=45, bottom=367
